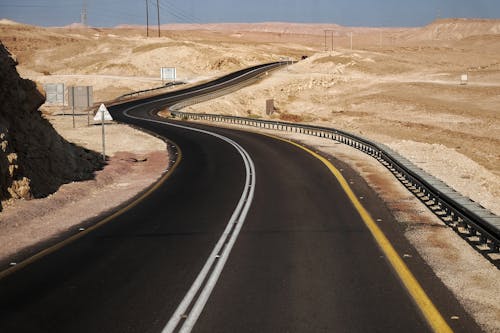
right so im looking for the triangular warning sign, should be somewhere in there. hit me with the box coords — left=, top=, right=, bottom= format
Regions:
left=94, top=104, right=113, bottom=121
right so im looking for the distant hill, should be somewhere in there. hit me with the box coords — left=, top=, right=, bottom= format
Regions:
left=0, top=19, right=22, bottom=26
left=116, top=18, right=500, bottom=40
left=399, top=18, right=500, bottom=41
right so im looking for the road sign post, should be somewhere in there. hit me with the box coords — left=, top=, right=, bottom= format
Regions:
left=71, top=87, right=75, bottom=128
left=68, top=86, right=93, bottom=127
left=266, top=99, right=275, bottom=116
left=94, top=104, right=113, bottom=161
left=86, top=86, right=91, bottom=126
left=43, top=83, right=65, bottom=106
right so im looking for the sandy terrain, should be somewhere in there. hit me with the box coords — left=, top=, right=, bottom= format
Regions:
left=0, top=20, right=306, bottom=102
left=184, top=47, right=500, bottom=216
left=0, top=17, right=499, bottom=331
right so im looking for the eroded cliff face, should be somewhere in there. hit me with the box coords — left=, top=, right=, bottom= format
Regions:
left=0, top=42, right=102, bottom=210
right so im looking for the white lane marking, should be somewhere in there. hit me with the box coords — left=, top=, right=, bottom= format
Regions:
left=123, top=105, right=256, bottom=333
left=178, top=143, right=255, bottom=333
left=123, top=62, right=281, bottom=108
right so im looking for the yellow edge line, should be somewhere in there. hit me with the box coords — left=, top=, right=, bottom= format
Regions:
left=259, top=132, right=453, bottom=333
left=0, top=141, right=183, bottom=281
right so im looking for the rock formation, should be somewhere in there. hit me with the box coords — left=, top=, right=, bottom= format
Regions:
left=0, top=42, right=102, bottom=210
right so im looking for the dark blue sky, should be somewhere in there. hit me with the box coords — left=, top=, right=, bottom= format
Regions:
left=1, top=0, right=499, bottom=27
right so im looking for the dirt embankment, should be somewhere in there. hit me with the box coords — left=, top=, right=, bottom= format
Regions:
left=0, top=42, right=102, bottom=210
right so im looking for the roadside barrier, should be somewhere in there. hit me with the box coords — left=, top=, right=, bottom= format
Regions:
left=169, top=110, right=500, bottom=253
left=117, top=81, right=186, bottom=100
left=119, top=60, right=498, bottom=255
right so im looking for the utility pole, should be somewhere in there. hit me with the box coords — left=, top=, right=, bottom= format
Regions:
left=157, top=0, right=160, bottom=37
left=324, top=30, right=327, bottom=51
left=146, top=0, right=149, bottom=37
left=81, top=0, right=88, bottom=26
left=324, top=30, right=334, bottom=51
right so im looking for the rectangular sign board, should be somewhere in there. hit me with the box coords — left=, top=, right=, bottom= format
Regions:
left=68, top=86, right=93, bottom=109
left=161, top=67, right=176, bottom=81
left=460, top=73, right=468, bottom=85
left=44, top=83, right=65, bottom=105
left=266, top=99, right=275, bottom=116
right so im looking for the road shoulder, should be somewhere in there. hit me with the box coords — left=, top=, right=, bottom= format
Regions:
left=0, top=112, right=169, bottom=269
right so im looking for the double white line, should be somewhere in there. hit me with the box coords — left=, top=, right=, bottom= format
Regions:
left=123, top=105, right=256, bottom=333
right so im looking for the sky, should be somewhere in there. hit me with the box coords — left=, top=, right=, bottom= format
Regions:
left=0, top=0, right=499, bottom=27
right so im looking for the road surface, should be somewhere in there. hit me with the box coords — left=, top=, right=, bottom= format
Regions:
left=0, top=63, right=482, bottom=333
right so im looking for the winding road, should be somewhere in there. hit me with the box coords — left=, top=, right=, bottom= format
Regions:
left=0, top=63, right=482, bottom=332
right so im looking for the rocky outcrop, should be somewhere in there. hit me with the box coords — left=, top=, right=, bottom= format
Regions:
left=409, top=18, right=500, bottom=41
left=0, top=42, right=102, bottom=210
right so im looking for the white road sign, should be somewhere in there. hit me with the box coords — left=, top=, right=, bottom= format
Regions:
left=94, top=103, right=113, bottom=121
left=161, top=67, right=176, bottom=81
left=461, top=73, right=468, bottom=85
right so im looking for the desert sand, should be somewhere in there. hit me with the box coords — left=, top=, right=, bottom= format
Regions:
left=0, top=18, right=499, bottom=332
left=180, top=22, right=500, bottom=216
left=4, top=19, right=496, bottom=214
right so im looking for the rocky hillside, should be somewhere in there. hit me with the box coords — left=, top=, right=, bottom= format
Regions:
left=403, top=18, right=500, bottom=41
left=0, top=42, right=102, bottom=210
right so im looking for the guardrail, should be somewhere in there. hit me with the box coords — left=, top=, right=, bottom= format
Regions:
left=169, top=111, right=500, bottom=253
left=169, top=61, right=293, bottom=112
left=117, top=81, right=186, bottom=100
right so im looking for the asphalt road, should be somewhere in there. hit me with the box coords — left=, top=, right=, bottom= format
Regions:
left=0, top=64, right=483, bottom=332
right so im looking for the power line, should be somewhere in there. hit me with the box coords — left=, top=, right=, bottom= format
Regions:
left=158, top=0, right=202, bottom=24
left=0, top=0, right=203, bottom=27
left=0, top=4, right=62, bottom=8
left=158, top=4, right=192, bottom=24
left=164, top=0, right=202, bottom=22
